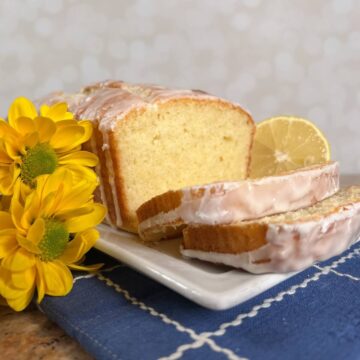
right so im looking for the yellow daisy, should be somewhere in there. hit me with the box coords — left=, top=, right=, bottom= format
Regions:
left=0, top=168, right=106, bottom=311
left=0, top=97, right=98, bottom=195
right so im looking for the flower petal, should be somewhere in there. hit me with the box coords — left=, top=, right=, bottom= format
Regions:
left=0, top=142, right=13, bottom=164
left=53, top=121, right=93, bottom=153
left=23, top=132, right=39, bottom=148
left=12, top=177, right=30, bottom=203
left=0, top=119, right=18, bottom=138
left=64, top=164, right=98, bottom=184
left=60, top=228, right=99, bottom=264
left=57, top=205, right=94, bottom=220
left=0, top=267, right=20, bottom=298
left=10, top=196, right=26, bottom=234
left=0, top=211, right=14, bottom=230
left=37, top=260, right=73, bottom=296
left=19, top=181, right=33, bottom=200
left=27, top=218, right=45, bottom=246
left=13, top=117, right=35, bottom=135
left=39, top=104, right=50, bottom=115
left=36, top=168, right=70, bottom=203
left=17, top=234, right=41, bottom=254
left=2, top=248, right=35, bottom=271
left=55, top=119, right=78, bottom=127
left=40, top=102, right=74, bottom=121
left=68, top=263, right=103, bottom=272
left=57, top=184, right=97, bottom=214
left=0, top=266, right=35, bottom=305
left=6, top=286, right=35, bottom=311
left=50, top=126, right=85, bottom=150
left=41, top=188, right=63, bottom=217
left=0, top=164, right=21, bottom=196
left=64, top=204, right=106, bottom=233
left=38, top=167, right=98, bottom=214
left=33, top=116, right=56, bottom=142
left=0, top=234, right=17, bottom=258
left=4, top=138, right=25, bottom=159
left=0, top=228, right=16, bottom=236
left=58, top=151, right=98, bottom=167
left=36, top=263, right=45, bottom=303
left=78, top=120, right=93, bottom=143
left=20, top=191, right=40, bottom=230
left=8, top=97, right=38, bottom=126
left=11, top=265, right=36, bottom=290
left=34, top=171, right=74, bottom=218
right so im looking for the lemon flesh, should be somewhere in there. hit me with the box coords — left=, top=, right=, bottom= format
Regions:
left=249, top=116, right=330, bottom=178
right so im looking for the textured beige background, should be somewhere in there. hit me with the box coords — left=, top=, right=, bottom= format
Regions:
left=0, top=0, right=359, bottom=171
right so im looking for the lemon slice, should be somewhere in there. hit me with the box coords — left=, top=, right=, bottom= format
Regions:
left=249, top=116, right=330, bottom=178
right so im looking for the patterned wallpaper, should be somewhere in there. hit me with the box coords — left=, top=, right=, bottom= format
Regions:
left=0, top=0, right=359, bottom=172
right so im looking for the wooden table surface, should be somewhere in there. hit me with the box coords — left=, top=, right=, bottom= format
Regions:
left=1, top=174, right=359, bottom=360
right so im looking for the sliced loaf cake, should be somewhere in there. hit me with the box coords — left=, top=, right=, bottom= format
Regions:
left=137, top=162, right=339, bottom=241
left=182, top=186, right=360, bottom=273
left=40, top=81, right=254, bottom=232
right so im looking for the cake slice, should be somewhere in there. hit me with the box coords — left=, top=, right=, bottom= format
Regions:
left=181, top=186, right=360, bottom=273
left=39, top=80, right=254, bottom=232
left=137, top=162, right=339, bottom=241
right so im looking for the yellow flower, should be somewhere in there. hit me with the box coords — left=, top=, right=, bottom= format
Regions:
left=0, top=168, right=106, bottom=311
left=0, top=97, right=98, bottom=195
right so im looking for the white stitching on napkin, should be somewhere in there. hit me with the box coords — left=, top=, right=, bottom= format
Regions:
left=163, top=246, right=360, bottom=359
left=313, top=264, right=360, bottom=281
left=73, top=273, right=95, bottom=283
left=97, top=273, right=246, bottom=360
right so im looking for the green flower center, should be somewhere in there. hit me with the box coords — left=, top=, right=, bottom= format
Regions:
left=21, top=143, right=57, bottom=187
left=39, top=218, right=69, bottom=262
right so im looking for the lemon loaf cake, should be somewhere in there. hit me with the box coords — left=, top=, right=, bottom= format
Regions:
left=181, top=186, right=360, bottom=273
left=137, top=162, right=339, bottom=241
left=40, top=80, right=254, bottom=232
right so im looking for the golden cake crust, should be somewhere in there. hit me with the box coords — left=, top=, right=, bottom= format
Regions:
left=183, top=223, right=268, bottom=253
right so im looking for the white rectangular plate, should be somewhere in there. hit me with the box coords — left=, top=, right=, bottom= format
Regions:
left=95, top=224, right=297, bottom=310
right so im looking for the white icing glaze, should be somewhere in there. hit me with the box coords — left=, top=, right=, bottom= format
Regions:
left=102, top=131, right=123, bottom=228
left=89, top=135, right=110, bottom=224
left=138, top=162, right=339, bottom=235
left=78, top=80, right=251, bottom=133
left=181, top=201, right=360, bottom=273
left=38, top=81, right=251, bottom=143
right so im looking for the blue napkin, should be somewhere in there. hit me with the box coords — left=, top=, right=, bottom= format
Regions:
left=39, top=240, right=360, bottom=360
